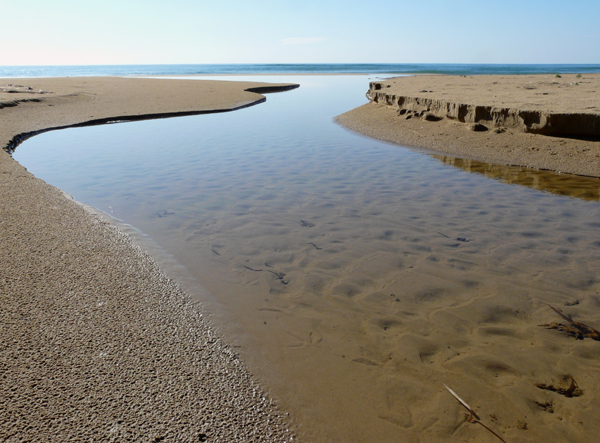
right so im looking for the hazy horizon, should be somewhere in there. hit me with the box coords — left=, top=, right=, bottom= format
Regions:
left=4, top=62, right=600, bottom=67
left=4, top=0, right=599, bottom=66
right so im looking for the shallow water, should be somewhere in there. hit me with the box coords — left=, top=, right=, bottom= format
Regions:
left=14, top=75, right=600, bottom=442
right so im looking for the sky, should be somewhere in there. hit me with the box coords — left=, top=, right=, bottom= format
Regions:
left=2, top=0, right=599, bottom=65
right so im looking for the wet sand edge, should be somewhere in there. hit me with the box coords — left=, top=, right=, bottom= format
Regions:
left=0, top=77, right=299, bottom=441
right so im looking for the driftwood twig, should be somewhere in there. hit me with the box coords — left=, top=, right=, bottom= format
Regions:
left=444, top=384, right=507, bottom=443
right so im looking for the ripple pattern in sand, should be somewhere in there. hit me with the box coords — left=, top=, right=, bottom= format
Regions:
left=14, top=75, right=600, bottom=443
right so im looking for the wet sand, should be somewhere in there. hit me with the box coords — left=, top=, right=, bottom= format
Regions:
left=157, top=163, right=600, bottom=443
left=0, top=77, right=299, bottom=442
left=3, top=74, right=600, bottom=443
left=337, top=73, right=600, bottom=177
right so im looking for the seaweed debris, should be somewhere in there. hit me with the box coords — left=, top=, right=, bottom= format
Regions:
left=540, top=305, right=600, bottom=341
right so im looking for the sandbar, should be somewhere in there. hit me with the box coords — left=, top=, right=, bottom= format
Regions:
left=337, top=73, right=600, bottom=177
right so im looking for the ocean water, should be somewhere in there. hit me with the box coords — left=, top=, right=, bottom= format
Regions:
left=2, top=63, right=600, bottom=78
left=11, top=73, right=600, bottom=442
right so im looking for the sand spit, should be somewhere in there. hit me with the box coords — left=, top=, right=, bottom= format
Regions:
left=337, top=74, right=600, bottom=177
left=0, top=77, right=298, bottom=442
left=0, top=77, right=298, bottom=152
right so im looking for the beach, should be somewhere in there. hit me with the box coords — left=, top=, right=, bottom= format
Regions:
left=3, top=74, right=600, bottom=443
left=337, top=73, right=600, bottom=177
left=1, top=77, right=299, bottom=442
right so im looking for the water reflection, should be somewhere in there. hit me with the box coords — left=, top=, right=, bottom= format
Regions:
left=433, top=154, right=600, bottom=201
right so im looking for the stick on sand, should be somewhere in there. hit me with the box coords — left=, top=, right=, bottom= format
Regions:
left=444, top=384, right=507, bottom=443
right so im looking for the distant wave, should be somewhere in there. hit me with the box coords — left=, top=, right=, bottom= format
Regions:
left=2, top=63, right=600, bottom=78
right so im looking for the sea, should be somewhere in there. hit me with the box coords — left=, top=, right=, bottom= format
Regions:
left=7, top=64, right=600, bottom=441
left=2, top=63, right=600, bottom=78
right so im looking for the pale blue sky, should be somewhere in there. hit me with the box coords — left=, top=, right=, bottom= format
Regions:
left=3, top=0, right=599, bottom=65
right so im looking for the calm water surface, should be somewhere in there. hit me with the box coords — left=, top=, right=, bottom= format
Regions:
left=4, top=63, right=600, bottom=77
left=14, top=75, right=600, bottom=442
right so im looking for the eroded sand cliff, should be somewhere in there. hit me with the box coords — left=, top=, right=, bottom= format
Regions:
left=338, top=74, right=600, bottom=177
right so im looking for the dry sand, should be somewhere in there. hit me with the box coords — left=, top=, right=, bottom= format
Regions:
left=337, top=73, right=600, bottom=177
left=0, top=77, right=299, bottom=442
left=0, top=77, right=298, bottom=152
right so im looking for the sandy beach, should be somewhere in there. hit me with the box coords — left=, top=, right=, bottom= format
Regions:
left=337, top=73, right=600, bottom=177
left=3, top=74, right=600, bottom=443
left=1, top=77, right=299, bottom=442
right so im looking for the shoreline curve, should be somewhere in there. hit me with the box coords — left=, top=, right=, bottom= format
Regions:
left=2, top=78, right=298, bottom=153
left=0, top=76, right=300, bottom=442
